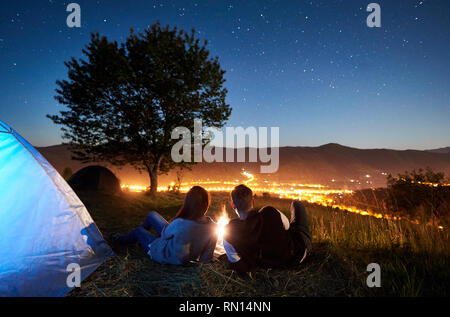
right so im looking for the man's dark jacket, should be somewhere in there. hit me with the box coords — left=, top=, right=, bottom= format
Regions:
left=224, top=206, right=304, bottom=273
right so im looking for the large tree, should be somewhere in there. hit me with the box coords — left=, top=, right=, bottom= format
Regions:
left=49, top=22, right=231, bottom=195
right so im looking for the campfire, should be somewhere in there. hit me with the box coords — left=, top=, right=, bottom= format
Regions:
left=214, top=205, right=230, bottom=256
left=216, top=205, right=230, bottom=240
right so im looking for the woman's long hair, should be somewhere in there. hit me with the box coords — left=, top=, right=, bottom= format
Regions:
left=174, top=186, right=211, bottom=221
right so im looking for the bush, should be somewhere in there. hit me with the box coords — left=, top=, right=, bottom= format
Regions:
left=62, top=167, right=73, bottom=180
left=386, top=168, right=450, bottom=220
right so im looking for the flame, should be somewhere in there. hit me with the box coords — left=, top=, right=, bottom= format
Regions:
left=216, top=205, right=230, bottom=240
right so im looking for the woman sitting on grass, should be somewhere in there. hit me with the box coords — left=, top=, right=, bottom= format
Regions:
left=111, top=186, right=218, bottom=265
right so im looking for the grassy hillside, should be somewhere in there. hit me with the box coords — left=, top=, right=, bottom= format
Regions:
left=68, top=191, right=449, bottom=297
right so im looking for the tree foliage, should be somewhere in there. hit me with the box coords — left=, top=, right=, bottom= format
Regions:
left=48, top=22, right=231, bottom=194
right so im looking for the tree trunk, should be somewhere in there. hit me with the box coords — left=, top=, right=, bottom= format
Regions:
left=145, top=161, right=159, bottom=196
left=145, top=157, right=162, bottom=196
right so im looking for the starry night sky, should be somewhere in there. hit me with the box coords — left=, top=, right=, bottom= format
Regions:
left=1, top=0, right=449, bottom=149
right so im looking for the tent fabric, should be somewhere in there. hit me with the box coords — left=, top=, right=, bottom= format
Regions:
left=0, top=120, right=113, bottom=297
left=0, top=120, right=11, bottom=133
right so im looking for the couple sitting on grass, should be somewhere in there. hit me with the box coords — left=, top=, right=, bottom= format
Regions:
left=112, top=185, right=312, bottom=273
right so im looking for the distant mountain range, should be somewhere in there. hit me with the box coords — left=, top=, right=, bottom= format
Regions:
left=426, top=147, right=450, bottom=154
left=37, top=143, right=450, bottom=189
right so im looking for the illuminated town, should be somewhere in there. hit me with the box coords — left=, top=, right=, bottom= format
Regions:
left=121, top=170, right=445, bottom=230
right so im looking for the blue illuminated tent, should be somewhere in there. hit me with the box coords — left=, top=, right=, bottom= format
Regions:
left=0, top=120, right=113, bottom=296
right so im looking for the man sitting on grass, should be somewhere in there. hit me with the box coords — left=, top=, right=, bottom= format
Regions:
left=223, top=184, right=312, bottom=273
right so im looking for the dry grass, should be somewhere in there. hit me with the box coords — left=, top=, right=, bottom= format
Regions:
left=68, top=191, right=450, bottom=297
